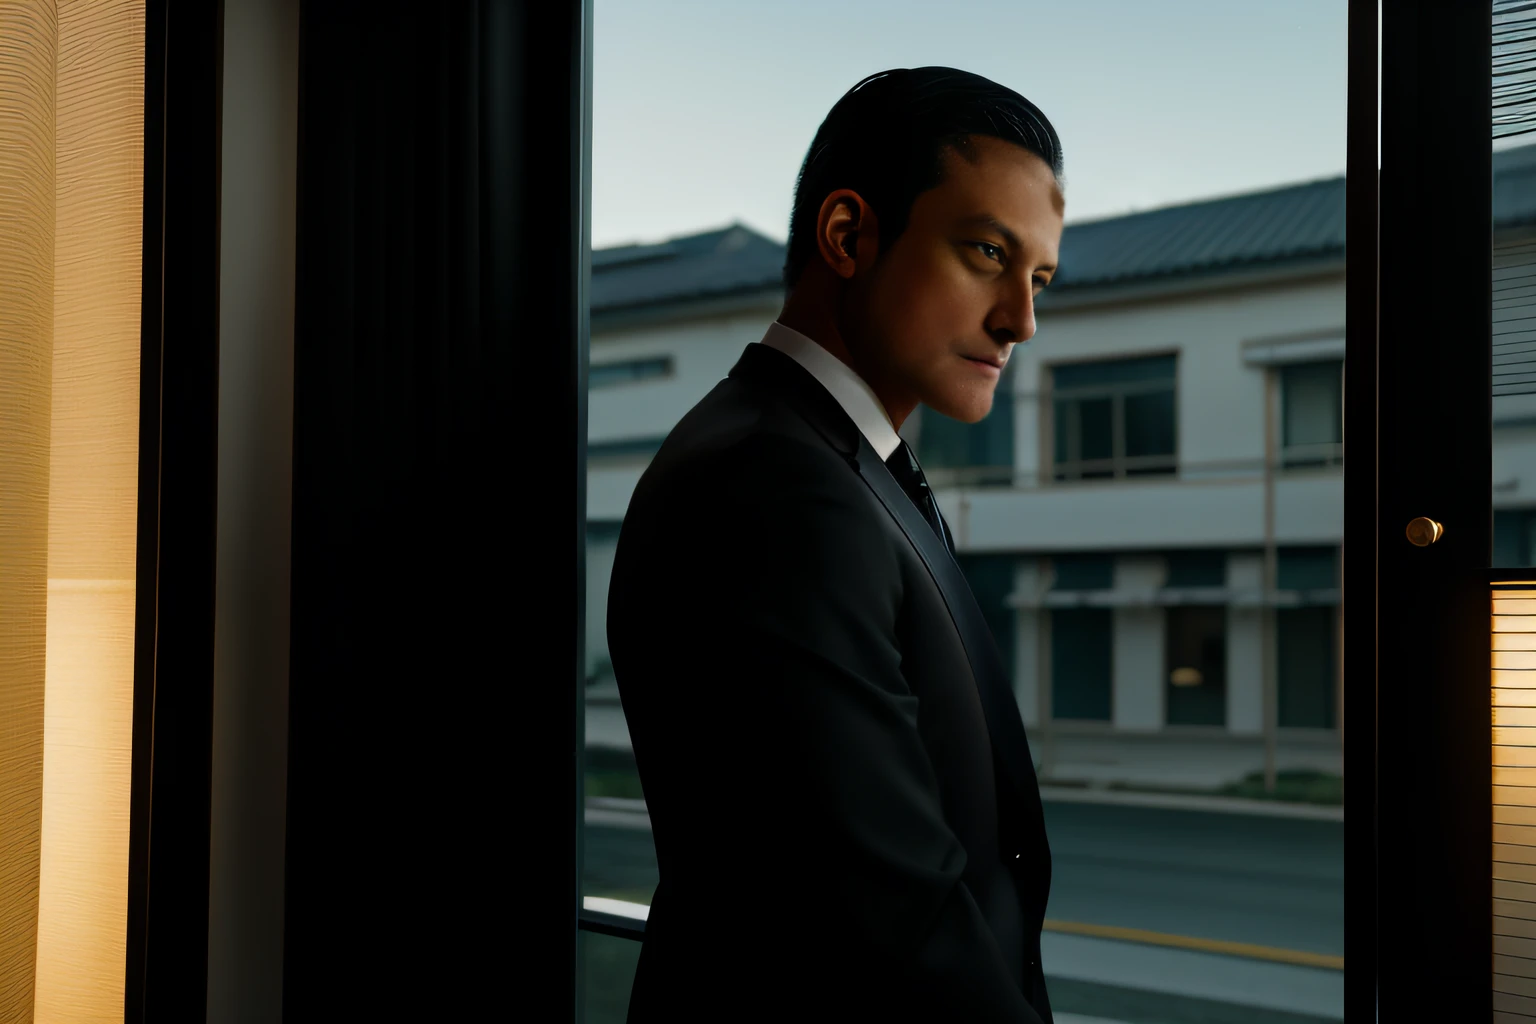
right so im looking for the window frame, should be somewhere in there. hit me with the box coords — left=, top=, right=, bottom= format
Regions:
left=588, top=354, right=675, bottom=388
left=1279, top=358, right=1345, bottom=469
left=1047, top=352, right=1180, bottom=481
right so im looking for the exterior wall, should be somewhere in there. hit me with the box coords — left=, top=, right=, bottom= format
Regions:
left=1014, top=274, right=1346, bottom=486
left=586, top=300, right=779, bottom=522
left=1226, top=553, right=1265, bottom=735
left=1012, top=558, right=1046, bottom=728
left=945, top=473, right=1343, bottom=553
left=1111, top=556, right=1165, bottom=731
left=587, top=301, right=780, bottom=446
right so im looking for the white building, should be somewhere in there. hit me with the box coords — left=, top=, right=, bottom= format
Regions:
left=586, top=144, right=1536, bottom=791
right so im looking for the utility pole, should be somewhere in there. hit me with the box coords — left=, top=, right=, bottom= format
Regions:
left=1262, top=369, right=1279, bottom=794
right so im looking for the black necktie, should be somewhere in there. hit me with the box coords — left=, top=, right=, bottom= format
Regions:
left=885, top=441, right=953, bottom=553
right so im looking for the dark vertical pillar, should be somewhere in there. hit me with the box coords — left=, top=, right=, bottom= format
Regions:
left=126, top=1, right=226, bottom=1020
left=283, top=0, right=585, bottom=1015
left=1375, top=0, right=1492, bottom=1017
left=1342, top=0, right=1378, bottom=1018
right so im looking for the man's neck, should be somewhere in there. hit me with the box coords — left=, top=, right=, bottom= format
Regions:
left=774, top=302, right=915, bottom=429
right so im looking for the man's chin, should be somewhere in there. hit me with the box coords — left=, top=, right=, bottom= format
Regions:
left=926, top=391, right=994, bottom=424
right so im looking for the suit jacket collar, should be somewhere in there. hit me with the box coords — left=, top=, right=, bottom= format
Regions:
left=726, top=342, right=1045, bottom=830
left=729, top=340, right=863, bottom=461
left=757, top=323, right=904, bottom=462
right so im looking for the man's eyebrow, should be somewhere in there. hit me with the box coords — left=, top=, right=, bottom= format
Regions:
left=958, top=214, right=1057, bottom=273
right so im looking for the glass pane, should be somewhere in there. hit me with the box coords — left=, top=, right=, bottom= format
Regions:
left=1054, top=398, right=1072, bottom=469
left=1051, top=609, right=1113, bottom=721
left=1124, top=389, right=1176, bottom=458
left=592, top=2, right=1346, bottom=1019
left=1078, top=396, right=1114, bottom=463
left=1281, top=362, right=1343, bottom=448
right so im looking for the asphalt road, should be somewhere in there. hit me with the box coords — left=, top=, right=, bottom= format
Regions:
left=583, top=799, right=1344, bottom=959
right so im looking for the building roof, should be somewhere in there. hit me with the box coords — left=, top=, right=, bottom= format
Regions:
left=591, top=223, right=786, bottom=314
left=591, top=144, right=1536, bottom=313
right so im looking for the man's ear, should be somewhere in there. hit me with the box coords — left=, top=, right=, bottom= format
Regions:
left=817, top=189, right=875, bottom=280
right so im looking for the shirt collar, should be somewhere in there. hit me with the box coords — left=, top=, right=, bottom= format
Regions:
left=756, top=320, right=904, bottom=462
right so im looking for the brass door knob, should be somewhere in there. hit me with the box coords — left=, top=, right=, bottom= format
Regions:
left=1406, top=517, right=1444, bottom=547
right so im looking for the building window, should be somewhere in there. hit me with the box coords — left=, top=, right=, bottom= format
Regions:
left=1165, top=550, right=1225, bottom=588
left=1051, top=552, right=1114, bottom=590
left=589, top=355, right=673, bottom=388
left=1051, top=609, right=1112, bottom=721
left=1049, top=553, right=1113, bottom=721
left=917, top=366, right=1014, bottom=483
left=1278, top=607, right=1336, bottom=729
left=1165, top=606, right=1226, bottom=726
left=1278, top=546, right=1338, bottom=592
left=1496, top=509, right=1536, bottom=567
left=1280, top=360, right=1343, bottom=467
left=957, top=555, right=1016, bottom=685
left=1052, top=355, right=1177, bottom=481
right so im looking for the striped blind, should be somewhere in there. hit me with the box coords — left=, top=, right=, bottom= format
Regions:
left=1495, top=237, right=1536, bottom=398
left=1495, top=584, right=1536, bottom=1018
left=1497, top=1, right=1536, bottom=401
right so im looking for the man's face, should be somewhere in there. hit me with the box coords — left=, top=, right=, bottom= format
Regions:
left=841, top=136, right=1064, bottom=425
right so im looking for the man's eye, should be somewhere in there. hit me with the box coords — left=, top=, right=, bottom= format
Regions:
left=973, top=242, right=1004, bottom=263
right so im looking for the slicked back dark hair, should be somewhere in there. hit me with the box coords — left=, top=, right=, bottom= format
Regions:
left=782, top=66, right=1063, bottom=293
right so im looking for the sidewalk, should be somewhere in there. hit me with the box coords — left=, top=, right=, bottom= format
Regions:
left=585, top=688, right=1344, bottom=821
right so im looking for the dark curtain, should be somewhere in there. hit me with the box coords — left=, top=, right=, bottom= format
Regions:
left=285, top=1, right=582, bottom=1015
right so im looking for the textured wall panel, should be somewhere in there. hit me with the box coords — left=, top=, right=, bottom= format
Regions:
left=0, top=0, right=56, bottom=1019
left=32, top=1, right=144, bottom=1020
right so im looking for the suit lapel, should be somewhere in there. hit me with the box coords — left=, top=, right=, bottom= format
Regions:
left=852, top=435, right=1044, bottom=818
left=728, top=343, right=1045, bottom=820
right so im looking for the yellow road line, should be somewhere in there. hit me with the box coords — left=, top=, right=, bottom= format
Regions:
left=1042, top=919, right=1344, bottom=970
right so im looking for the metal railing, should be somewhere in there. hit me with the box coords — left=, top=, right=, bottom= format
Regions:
left=581, top=896, right=647, bottom=941
left=922, top=450, right=1347, bottom=491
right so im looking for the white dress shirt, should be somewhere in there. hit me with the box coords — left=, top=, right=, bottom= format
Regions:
left=756, top=320, right=904, bottom=462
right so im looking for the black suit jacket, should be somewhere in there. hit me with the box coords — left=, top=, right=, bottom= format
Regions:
left=607, top=341, right=1054, bottom=1023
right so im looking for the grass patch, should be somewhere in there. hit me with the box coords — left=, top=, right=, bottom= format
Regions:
left=1218, top=769, right=1343, bottom=805
left=584, top=746, right=644, bottom=801
left=1101, top=770, right=1344, bottom=807
left=586, top=769, right=645, bottom=801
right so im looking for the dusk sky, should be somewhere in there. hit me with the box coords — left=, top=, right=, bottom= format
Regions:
left=591, top=0, right=1352, bottom=250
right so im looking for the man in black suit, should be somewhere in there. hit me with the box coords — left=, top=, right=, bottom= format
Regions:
left=606, top=66, right=1065, bottom=1023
